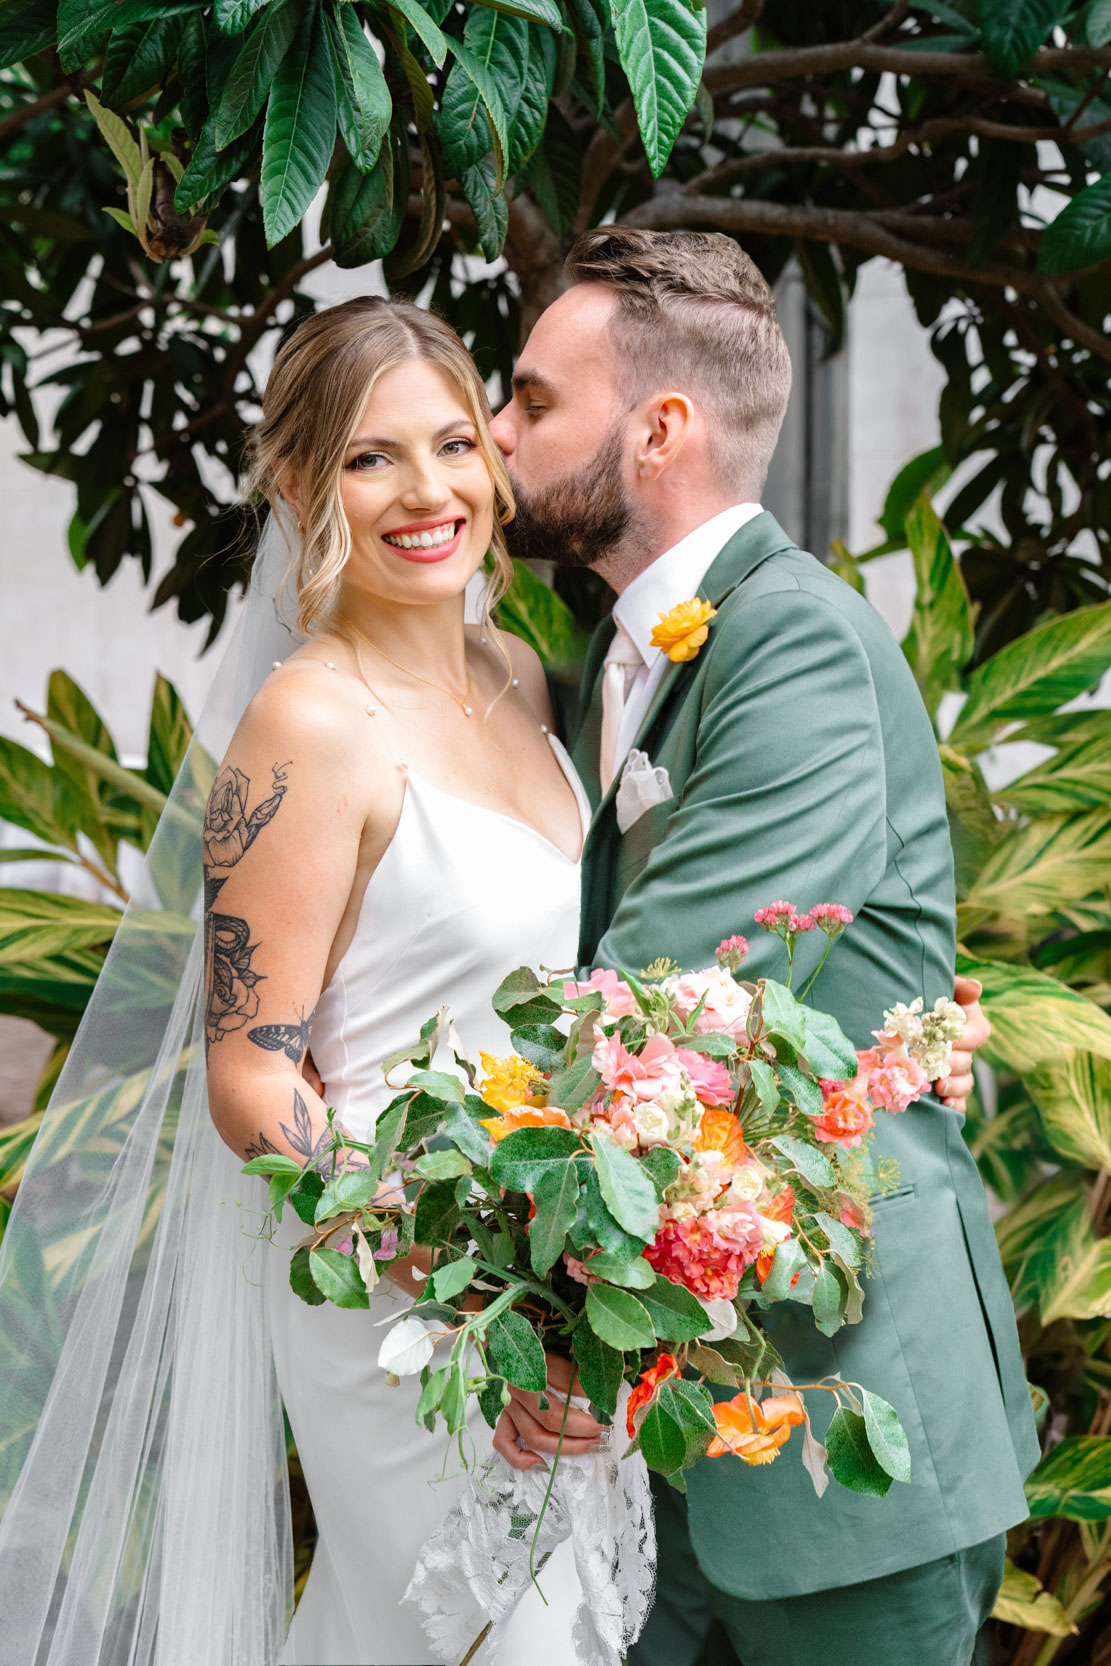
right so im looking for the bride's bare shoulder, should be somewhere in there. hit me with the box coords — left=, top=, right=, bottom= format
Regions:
left=467, top=624, right=554, bottom=726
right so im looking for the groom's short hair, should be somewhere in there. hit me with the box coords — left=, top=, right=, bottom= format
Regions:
left=564, top=226, right=792, bottom=496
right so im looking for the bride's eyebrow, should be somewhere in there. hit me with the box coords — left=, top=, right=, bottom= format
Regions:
left=345, top=418, right=477, bottom=451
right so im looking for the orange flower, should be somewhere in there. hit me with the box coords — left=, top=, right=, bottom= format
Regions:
left=650, top=598, right=717, bottom=663
left=692, top=1105, right=747, bottom=1169
left=706, top=1390, right=806, bottom=1464
left=478, top=1051, right=546, bottom=1113
left=479, top=1105, right=573, bottom=1142
left=755, top=1185, right=796, bottom=1284
left=626, top=1352, right=680, bottom=1437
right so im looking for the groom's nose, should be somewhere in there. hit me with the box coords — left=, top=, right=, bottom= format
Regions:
left=488, top=403, right=515, bottom=459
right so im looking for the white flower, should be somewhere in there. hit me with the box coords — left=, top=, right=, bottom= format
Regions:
left=695, top=1295, right=740, bottom=1341
left=758, top=1215, right=793, bottom=1250
left=723, top=1162, right=765, bottom=1205
left=632, top=1103, right=671, bottom=1146
left=663, top=966, right=752, bottom=1038
left=377, top=1314, right=446, bottom=1376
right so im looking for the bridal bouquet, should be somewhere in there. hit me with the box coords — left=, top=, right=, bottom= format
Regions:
left=245, top=904, right=961, bottom=1662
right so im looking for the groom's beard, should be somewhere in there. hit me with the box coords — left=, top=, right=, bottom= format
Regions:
left=504, top=431, right=639, bottom=570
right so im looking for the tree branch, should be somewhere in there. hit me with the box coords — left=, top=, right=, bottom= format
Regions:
left=704, top=40, right=1111, bottom=98
left=0, top=71, right=95, bottom=146
left=620, top=192, right=1111, bottom=366
left=706, top=0, right=762, bottom=58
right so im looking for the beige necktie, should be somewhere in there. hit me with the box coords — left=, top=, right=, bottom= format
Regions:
left=600, top=623, right=643, bottom=794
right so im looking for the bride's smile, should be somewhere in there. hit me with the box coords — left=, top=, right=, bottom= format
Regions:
left=338, top=358, right=494, bottom=606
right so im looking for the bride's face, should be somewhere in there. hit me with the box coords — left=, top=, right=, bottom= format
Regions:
left=335, top=358, right=495, bottom=609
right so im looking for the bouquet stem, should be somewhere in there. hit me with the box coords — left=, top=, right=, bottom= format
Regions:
left=458, top=1622, right=491, bottom=1665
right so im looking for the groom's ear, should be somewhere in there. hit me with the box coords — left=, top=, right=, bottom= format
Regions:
left=634, top=392, right=695, bottom=482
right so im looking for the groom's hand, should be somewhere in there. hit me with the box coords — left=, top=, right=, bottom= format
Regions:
left=935, top=976, right=990, bottom=1110
left=491, top=1352, right=607, bottom=1472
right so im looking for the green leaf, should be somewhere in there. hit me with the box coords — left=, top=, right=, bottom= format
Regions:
left=407, top=1069, right=465, bottom=1103
left=444, top=1101, right=494, bottom=1167
left=770, top=1136, right=834, bottom=1190
left=635, top=1393, right=686, bottom=1474
left=520, top=103, right=583, bottom=236
left=757, top=1237, right=807, bottom=1303
left=637, top=1276, right=714, bottom=1342
left=496, top=559, right=589, bottom=669
left=328, top=4, right=391, bottom=170
left=216, top=0, right=270, bottom=26
left=290, top=1243, right=327, bottom=1305
left=611, top=0, right=708, bottom=178
left=901, top=495, right=974, bottom=721
left=1088, top=0, right=1111, bottom=46
left=417, top=1365, right=448, bottom=1420
left=101, top=16, right=185, bottom=106
left=414, top=1178, right=462, bottom=1246
left=309, top=1245, right=369, bottom=1308
left=261, top=2, right=338, bottom=247
left=176, top=113, right=260, bottom=212
left=470, top=0, right=563, bottom=24
left=968, top=137, right=1021, bottom=268
left=0, top=737, right=78, bottom=852
left=428, top=1255, right=476, bottom=1301
left=990, top=1559, right=1075, bottom=1636
left=572, top=1323, right=624, bottom=1416
left=1039, top=170, right=1111, bottom=274
left=996, top=734, right=1111, bottom=814
left=664, top=1376, right=719, bottom=1463
left=489, top=1126, right=580, bottom=1191
left=1035, top=1196, right=1111, bottom=1326
left=577, top=1168, right=650, bottom=1257
left=530, top=1161, right=581, bottom=1274
left=948, top=601, right=1111, bottom=751
left=585, top=1283, right=657, bottom=1350
left=759, top=979, right=808, bottom=1052
left=327, top=142, right=403, bottom=268
left=441, top=35, right=511, bottom=189
left=747, top=1059, right=780, bottom=1114
left=485, top=1308, right=547, bottom=1391
left=242, top=1152, right=302, bottom=1176
left=145, top=676, right=193, bottom=797
left=640, top=1145, right=681, bottom=1194
left=861, top=1389, right=912, bottom=1483
left=544, top=1052, right=600, bottom=1112
left=585, top=1250, right=656, bottom=1288
left=1026, top=1435, right=1111, bottom=1521
left=980, top=0, right=1061, bottom=74
left=1028, top=1048, right=1111, bottom=1172
left=591, top=1130, right=660, bottom=1241
left=825, top=1407, right=893, bottom=1497
left=877, top=445, right=951, bottom=547
left=814, top=1211, right=862, bottom=1270
left=386, top=0, right=448, bottom=65
left=215, top=0, right=304, bottom=146
left=414, top=1149, right=471, bottom=1181
left=0, top=0, right=55, bottom=73
left=797, top=1009, right=859, bottom=1083
left=491, top=966, right=544, bottom=1014
left=812, top=1260, right=847, bottom=1336
left=774, top=1062, right=824, bottom=1120
left=958, top=954, right=1111, bottom=1072
left=961, top=811, right=1111, bottom=938
left=510, top=1022, right=565, bottom=1074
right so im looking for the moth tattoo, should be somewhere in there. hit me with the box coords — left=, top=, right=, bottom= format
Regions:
left=248, top=1006, right=316, bottom=1064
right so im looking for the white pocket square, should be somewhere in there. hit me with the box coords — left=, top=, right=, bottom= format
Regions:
left=616, top=749, right=674, bottom=834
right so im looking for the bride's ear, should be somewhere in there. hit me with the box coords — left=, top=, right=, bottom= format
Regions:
left=276, top=467, right=304, bottom=527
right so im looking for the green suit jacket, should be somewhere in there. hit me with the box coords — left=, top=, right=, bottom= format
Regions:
left=572, top=512, right=1039, bottom=1600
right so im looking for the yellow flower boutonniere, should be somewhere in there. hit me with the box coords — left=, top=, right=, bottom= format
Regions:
left=650, top=597, right=718, bottom=663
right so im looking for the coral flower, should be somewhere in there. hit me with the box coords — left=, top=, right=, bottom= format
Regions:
left=755, top=1186, right=796, bottom=1284
left=706, top=1390, right=806, bottom=1464
left=563, top=967, right=640, bottom=1021
left=647, top=1213, right=758, bottom=1300
left=479, top=1051, right=545, bottom=1113
left=691, top=1104, right=747, bottom=1167
left=479, top=1105, right=573, bottom=1142
left=651, top=597, right=717, bottom=662
left=813, top=1081, right=874, bottom=1148
left=592, top=1030, right=684, bottom=1103
left=626, top=1352, right=680, bottom=1437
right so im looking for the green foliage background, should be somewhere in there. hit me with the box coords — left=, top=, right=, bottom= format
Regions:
left=4, top=0, right=1111, bottom=1656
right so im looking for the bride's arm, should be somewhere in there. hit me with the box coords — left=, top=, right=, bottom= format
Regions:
left=202, top=667, right=427, bottom=1294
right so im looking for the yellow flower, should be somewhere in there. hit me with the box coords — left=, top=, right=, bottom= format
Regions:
left=650, top=598, right=717, bottom=663
left=480, top=1105, right=573, bottom=1142
left=478, top=1051, right=545, bottom=1113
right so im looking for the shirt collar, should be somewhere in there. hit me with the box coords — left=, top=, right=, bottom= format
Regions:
left=613, top=503, right=764, bottom=667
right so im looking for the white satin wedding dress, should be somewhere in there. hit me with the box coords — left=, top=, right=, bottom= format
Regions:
left=264, top=733, right=590, bottom=1666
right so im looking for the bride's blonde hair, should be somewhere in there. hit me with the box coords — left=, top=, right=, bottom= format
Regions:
left=246, top=295, right=516, bottom=638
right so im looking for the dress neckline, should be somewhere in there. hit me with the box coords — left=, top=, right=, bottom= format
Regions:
left=401, top=734, right=590, bottom=868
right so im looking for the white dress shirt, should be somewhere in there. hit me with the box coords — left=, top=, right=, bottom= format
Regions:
left=607, top=503, right=764, bottom=774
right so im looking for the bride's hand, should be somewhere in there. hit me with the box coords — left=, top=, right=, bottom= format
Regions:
left=491, top=1352, right=608, bottom=1471
left=935, top=976, right=990, bottom=1110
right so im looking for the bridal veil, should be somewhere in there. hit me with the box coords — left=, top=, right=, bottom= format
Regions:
left=0, top=518, right=301, bottom=1665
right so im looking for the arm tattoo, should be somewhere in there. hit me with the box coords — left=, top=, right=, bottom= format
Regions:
left=202, top=763, right=289, bottom=1052
left=248, top=1005, right=316, bottom=1063
left=243, top=1088, right=370, bottom=1173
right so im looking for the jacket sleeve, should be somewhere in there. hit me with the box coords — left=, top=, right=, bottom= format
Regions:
left=591, top=585, right=889, bottom=983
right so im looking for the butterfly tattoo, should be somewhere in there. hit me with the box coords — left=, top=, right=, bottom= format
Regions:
left=248, top=1006, right=316, bottom=1063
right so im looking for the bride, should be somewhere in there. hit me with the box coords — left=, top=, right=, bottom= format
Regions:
left=206, top=296, right=599, bottom=1663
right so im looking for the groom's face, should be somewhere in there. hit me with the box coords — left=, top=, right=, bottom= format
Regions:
left=489, top=286, right=636, bottom=569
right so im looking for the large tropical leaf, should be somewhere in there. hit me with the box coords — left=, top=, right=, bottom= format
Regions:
left=959, top=810, right=1111, bottom=938
left=0, top=888, right=122, bottom=1037
left=470, top=0, right=563, bottom=23
left=1036, top=1196, right=1111, bottom=1326
left=611, top=0, right=708, bottom=178
left=957, top=955, right=1111, bottom=1072
left=496, top=560, right=589, bottom=669
left=1028, top=1048, right=1111, bottom=1172
left=980, top=0, right=1061, bottom=75
left=947, top=601, right=1111, bottom=751
left=214, top=0, right=304, bottom=147
left=996, top=733, right=1111, bottom=814
left=0, top=736, right=79, bottom=853
left=440, top=32, right=511, bottom=189
left=991, top=1559, right=1075, bottom=1635
left=1038, top=170, right=1111, bottom=275
left=45, top=672, right=127, bottom=878
left=901, top=495, right=974, bottom=722
left=327, top=3, right=391, bottom=172
left=1026, top=1436, right=1111, bottom=1521
left=260, top=2, right=338, bottom=247
left=145, top=675, right=194, bottom=798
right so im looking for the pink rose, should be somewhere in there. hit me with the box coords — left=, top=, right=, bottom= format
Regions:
left=866, top=1050, right=929, bottom=1114
left=667, top=967, right=752, bottom=1038
left=593, top=1028, right=684, bottom=1103
left=675, top=1048, right=734, bottom=1107
left=565, top=967, right=640, bottom=1021
left=703, top=1201, right=764, bottom=1265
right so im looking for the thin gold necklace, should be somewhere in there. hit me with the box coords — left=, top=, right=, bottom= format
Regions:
left=361, top=636, right=477, bottom=717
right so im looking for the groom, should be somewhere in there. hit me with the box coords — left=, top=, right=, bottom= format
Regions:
left=488, top=228, right=1039, bottom=1664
